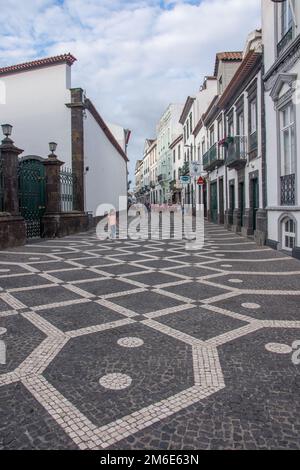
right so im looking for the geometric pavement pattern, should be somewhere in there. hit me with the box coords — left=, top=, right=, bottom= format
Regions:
left=0, top=221, right=300, bottom=449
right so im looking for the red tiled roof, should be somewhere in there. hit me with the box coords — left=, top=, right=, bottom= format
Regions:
left=0, top=53, right=77, bottom=76
left=214, top=51, right=243, bottom=76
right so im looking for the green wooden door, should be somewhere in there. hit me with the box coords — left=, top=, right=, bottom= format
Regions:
left=239, top=182, right=245, bottom=227
left=18, top=158, right=46, bottom=239
left=252, top=178, right=259, bottom=231
left=0, top=155, right=4, bottom=212
left=210, top=182, right=218, bottom=223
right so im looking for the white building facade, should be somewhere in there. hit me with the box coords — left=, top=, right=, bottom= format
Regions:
left=0, top=54, right=130, bottom=217
left=262, top=0, right=300, bottom=257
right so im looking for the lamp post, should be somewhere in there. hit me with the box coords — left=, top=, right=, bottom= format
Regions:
left=43, top=142, right=64, bottom=214
left=1, top=124, right=13, bottom=139
left=48, top=142, right=58, bottom=157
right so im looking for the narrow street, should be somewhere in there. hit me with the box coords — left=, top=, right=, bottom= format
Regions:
left=0, top=222, right=300, bottom=450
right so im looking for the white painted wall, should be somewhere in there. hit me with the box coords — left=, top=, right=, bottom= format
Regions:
left=107, top=122, right=126, bottom=152
left=84, top=109, right=127, bottom=215
left=0, top=64, right=72, bottom=166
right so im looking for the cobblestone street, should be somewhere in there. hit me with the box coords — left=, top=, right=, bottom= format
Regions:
left=0, top=223, right=300, bottom=450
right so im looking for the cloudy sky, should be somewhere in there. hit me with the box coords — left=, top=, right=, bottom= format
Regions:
left=0, top=0, right=261, bottom=179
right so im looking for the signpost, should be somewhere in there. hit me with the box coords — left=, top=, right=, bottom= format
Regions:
left=189, top=162, right=202, bottom=178
left=180, top=175, right=191, bottom=184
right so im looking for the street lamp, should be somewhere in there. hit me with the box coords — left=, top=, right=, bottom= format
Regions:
left=49, top=142, right=57, bottom=155
left=1, top=124, right=13, bottom=138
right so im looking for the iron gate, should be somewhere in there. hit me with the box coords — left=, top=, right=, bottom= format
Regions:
left=0, top=154, right=4, bottom=212
left=18, top=157, right=46, bottom=239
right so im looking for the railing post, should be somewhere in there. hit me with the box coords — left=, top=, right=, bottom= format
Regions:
left=0, top=135, right=23, bottom=215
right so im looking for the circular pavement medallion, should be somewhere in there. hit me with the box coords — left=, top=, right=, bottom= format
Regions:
left=0, top=327, right=7, bottom=335
left=242, top=302, right=261, bottom=309
left=117, top=337, right=144, bottom=348
left=99, top=373, right=132, bottom=390
left=265, top=343, right=292, bottom=354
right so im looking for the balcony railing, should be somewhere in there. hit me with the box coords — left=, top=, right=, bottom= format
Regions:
left=226, top=136, right=247, bottom=169
left=281, top=173, right=295, bottom=206
left=277, top=27, right=293, bottom=56
left=249, top=131, right=258, bottom=153
left=203, top=143, right=224, bottom=172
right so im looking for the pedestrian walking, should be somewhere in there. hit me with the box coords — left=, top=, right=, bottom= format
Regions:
left=108, top=209, right=117, bottom=239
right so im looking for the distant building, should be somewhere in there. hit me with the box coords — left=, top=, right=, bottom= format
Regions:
left=134, top=159, right=143, bottom=201
left=156, top=104, right=183, bottom=203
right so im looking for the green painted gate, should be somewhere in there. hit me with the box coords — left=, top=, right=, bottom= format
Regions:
left=0, top=155, right=4, bottom=212
left=18, top=157, right=46, bottom=239
left=210, top=182, right=218, bottom=223
left=239, top=182, right=245, bottom=227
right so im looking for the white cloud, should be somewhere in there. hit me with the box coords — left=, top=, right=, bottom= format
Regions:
left=0, top=0, right=261, bottom=178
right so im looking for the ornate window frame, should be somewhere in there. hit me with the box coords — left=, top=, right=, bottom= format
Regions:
left=270, top=73, right=298, bottom=207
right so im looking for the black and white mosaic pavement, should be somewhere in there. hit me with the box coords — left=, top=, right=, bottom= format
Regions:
left=0, top=222, right=300, bottom=449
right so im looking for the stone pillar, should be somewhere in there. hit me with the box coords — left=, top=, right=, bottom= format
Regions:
left=66, top=88, right=85, bottom=213
left=42, top=151, right=89, bottom=239
left=254, top=209, right=267, bottom=246
left=224, top=210, right=233, bottom=230
left=242, top=208, right=253, bottom=237
left=43, top=153, right=64, bottom=214
left=0, top=136, right=23, bottom=215
left=0, top=135, right=26, bottom=248
left=232, top=209, right=242, bottom=233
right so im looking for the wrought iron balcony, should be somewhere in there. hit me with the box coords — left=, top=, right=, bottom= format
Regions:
left=226, top=136, right=247, bottom=169
left=249, top=131, right=258, bottom=152
left=281, top=173, right=295, bottom=206
left=277, top=27, right=293, bottom=57
left=202, top=143, right=224, bottom=172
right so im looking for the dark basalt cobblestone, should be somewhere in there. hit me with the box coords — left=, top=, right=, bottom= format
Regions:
left=0, top=383, right=77, bottom=450
left=110, top=329, right=300, bottom=450
left=0, top=315, right=46, bottom=373
left=156, top=307, right=248, bottom=340
left=0, top=223, right=299, bottom=449
left=43, top=322, right=194, bottom=427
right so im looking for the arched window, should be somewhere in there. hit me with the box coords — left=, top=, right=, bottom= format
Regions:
left=282, top=217, right=296, bottom=251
